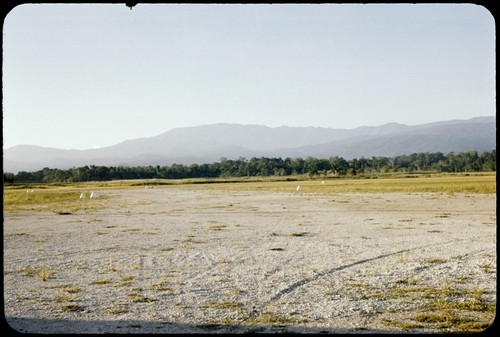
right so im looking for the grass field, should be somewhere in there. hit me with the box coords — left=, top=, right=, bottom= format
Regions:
left=192, top=172, right=496, bottom=194
left=3, top=172, right=496, bottom=212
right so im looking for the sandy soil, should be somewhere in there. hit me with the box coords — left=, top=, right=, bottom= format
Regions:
left=3, top=187, right=496, bottom=333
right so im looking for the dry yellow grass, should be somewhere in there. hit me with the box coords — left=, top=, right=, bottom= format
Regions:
left=189, top=173, right=496, bottom=194
left=3, top=173, right=495, bottom=212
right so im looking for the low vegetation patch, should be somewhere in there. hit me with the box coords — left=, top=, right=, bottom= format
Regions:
left=149, top=277, right=172, bottom=291
left=106, top=308, right=129, bottom=315
left=55, top=289, right=79, bottom=303
left=205, top=301, right=244, bottom=310
left=248, top=311, right=309, bottom=326
left=90, top=278, right=113, bottom=285
left=3, top=186, right=109, bottom=212
left=4, top=232, right=30, bottom=238
left=59, top=304, right=84, bottom=312
left=340, top=281, right=495, bottom=333
left=128, top=294, right=156, bottom=303
left=423, top=258, right=446, bottom=264
left=209, top=225, right=227, bottom=231
left=38, top=266, right=56, bottom=281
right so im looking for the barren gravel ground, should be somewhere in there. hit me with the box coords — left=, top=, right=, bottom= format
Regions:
left=3, top=187, right=496, bottom=333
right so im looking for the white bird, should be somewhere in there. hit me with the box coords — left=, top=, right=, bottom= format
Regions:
left=90, top=191, right=99, bottom=198
left=296, top=185, right=301, bottom=191
left=79, top=192, right=87, bottom=199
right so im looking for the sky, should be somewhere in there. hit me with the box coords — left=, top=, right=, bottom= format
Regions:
left=2, top=3, right=496, bottom=150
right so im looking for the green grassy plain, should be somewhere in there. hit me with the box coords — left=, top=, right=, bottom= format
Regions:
left=3, top=172, right=496, bottom=212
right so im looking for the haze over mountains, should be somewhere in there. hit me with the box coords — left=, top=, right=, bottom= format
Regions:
left=3, top=116, right=496, bottom=173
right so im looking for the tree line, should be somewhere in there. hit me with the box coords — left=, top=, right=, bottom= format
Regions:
left=3, top=150, right=496, bottom=184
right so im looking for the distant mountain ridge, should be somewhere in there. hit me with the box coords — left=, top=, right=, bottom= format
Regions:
left=3, top=116, right=496, bottom=173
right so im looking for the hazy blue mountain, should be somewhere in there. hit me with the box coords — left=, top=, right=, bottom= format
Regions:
left=3, top=116, right=495, bottom=173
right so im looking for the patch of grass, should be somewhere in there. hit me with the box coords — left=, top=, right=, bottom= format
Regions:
left=114, top=275, right=135, bottom=287
left=397, top=254, right=408, bottom=263
left=423, top=258, right=446, bottom=264
left=39, top=266, right=56, bottom=281
left=9, top=266, right=55, bottom=281
left=106, top=308, right=129, bottom=315
left=44, top=284, right=80, bottom=293
left=226, top=288, right=245, bottom=296
left=3, top=186, right=107, bottom=212
left=15, top=268, right=38, bottom=277
left=360, top=281, right=497, bottom=333
left=205, top=301, right=243, bottom=310
left=479, top=263, right=493, bottom=273
left=16, top=295, right=39, bottom=301
left=250, top=312, right=292, bottom=325
left=381, top=318, right=425, bottom=330
left=55, top=289, right=79, bottom=303
left=209, top=225, right=227, bottom=231
left=108, top=266, right=122, bottom=273
left=128, top=291, right=156, bottom=303
left=4, top=232, right=30, bottom=238
left=122, top=228, right=140, bottom=232
left=427, top=289, right=495, bottom=313
left=90, top=278, right=113, bottom=285
left=248, top=311, right=309, bottom=326
left=64, top=287, right=80, bottom=294
left=60, top=304, right=83, bottom=312
left=412, top=311, right=466, bottom=325
left=183, top=235, right=206, bottom=244
left=150, top=278, right=172, bottom=291
left=395, top=279, right=418, bottom=286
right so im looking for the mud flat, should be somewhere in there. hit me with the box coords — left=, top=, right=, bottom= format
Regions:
left=3, top=187, right=496, bottom=333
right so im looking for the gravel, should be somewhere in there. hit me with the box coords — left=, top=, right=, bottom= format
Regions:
left=3, top=187, right=496, bottom=333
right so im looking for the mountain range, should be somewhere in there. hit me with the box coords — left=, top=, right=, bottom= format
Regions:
left=3, top=116, right=496, bottom=173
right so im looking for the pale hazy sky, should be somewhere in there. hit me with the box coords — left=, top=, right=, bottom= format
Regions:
left=2, top=3, right=495, bottom=150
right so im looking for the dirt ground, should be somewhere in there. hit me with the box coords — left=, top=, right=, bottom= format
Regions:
left=3, top=187, right=497, bottom=333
